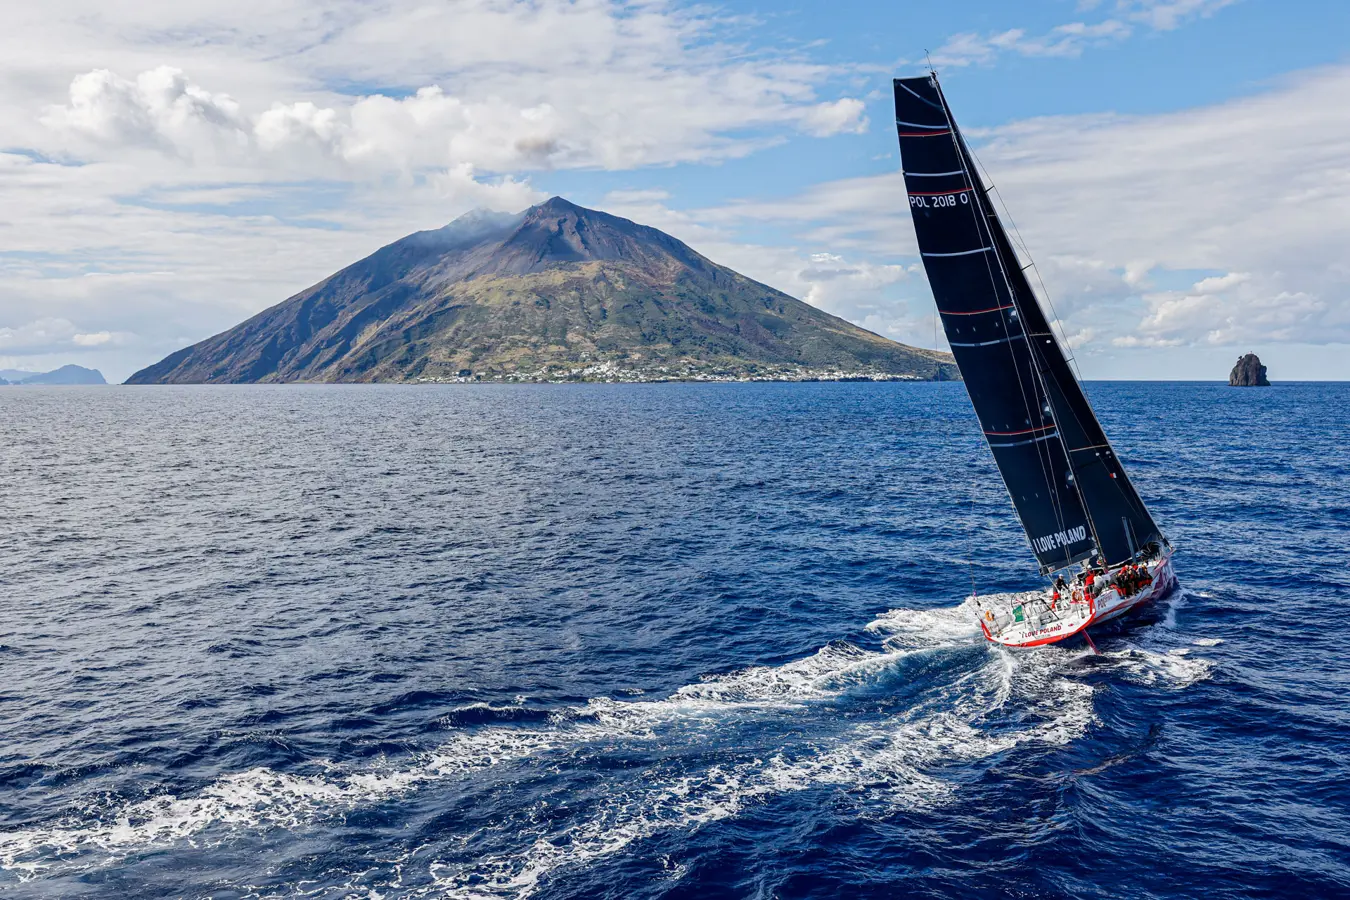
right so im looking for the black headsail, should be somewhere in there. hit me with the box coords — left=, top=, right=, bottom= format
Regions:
left=893, top=73, right=1163, bottom=572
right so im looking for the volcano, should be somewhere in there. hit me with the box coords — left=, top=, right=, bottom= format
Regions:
left=127, top=198, right=955, bottom=384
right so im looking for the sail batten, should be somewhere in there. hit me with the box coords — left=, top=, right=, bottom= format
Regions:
left=894, top=73, right=1164, bottom=572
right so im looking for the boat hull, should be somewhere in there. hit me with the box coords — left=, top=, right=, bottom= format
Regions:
left=978, top=551, right=1177, bottom=649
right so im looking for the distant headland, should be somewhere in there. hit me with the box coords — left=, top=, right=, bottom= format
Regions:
left=126, top=198, right=957, bottom=385
left=1229, top=353, right=1270, bottom=387
left=0, top=365, right=106, bottom=386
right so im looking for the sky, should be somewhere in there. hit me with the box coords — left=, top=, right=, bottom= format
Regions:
left=3, top=0, right=1349, bottom=383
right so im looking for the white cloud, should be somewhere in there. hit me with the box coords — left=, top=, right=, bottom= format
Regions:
left=1125, top=0, right=1239, bottom=31
left=603, top=188, right=672, bottom=205
left=43, top=66, right=247, bottom=155
left=697, top=64, right=1350, bottom=353
left=797, top=252, right=908, bottom=307
left=0, top=318, right=80, bottom=350
left=46, top=65, right=869, bottom=175
left=1124, top=272, right=1326, bottom=347
left=799, top=99, right=869, bottom=137
left=72, top=331, right=111, bottom=346
left=934, top=21, right=1132, bottom=67
left=930, top=0, right=1234, bottom=67
left=426, top=164, right=543, bottom=212
left=1192, top=272, right=1251, bottom=294
left=253, top=100, right=343, bottom=155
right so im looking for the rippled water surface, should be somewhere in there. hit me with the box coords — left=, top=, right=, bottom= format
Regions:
left=2, top=382, right=1347, bottom=899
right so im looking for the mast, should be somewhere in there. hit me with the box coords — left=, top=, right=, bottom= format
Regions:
left=894, top=73, right=1165, bottom=571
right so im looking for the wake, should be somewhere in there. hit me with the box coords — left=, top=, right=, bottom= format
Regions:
left=0, top=593, right=1212, bottom=894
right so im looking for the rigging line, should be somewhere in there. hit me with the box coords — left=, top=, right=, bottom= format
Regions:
left=934, top=88, right=1067, bottom=518
left=898, top=80, right=944, bottom=110
left=959, top=137, right=1117, bottom=560
left=966, top=144, right=1163, bottom=549
left=939, top=92, right=1072, bottom=559
left=960, top=411, right=983, bottom=605
left=965, top=146, right=1086, bottom=384
left=932, top=78, right=1074, bottom=566
left=967, top=464, right=979, bottom=604
left=921, top=84, right=1044, bottom=544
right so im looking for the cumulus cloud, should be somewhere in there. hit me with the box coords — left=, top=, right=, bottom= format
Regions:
left=72, top=331, right=114, bottom=346
left=43, top=66, right=247, bottom=155
left=1121, top=272, right=1329, bottom=347
left=699, top=64, right=1350, bottom=352
left=728, top=248, right=925, bottom=345
left=796, top=252, right=907, bottom=307
left=799, top=99, right=869, bottom=137
left=42, top=62, right=869, bottom=176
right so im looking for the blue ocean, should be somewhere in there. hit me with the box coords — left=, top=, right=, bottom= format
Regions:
left=2, top=382, right=1346, bottom=899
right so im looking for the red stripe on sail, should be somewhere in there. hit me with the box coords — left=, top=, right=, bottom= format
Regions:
left=984, top=424, right=1056, bottom=436
left=939, top=304, right=1015, bottom=316
left=907, top=188, right=973, bottom=197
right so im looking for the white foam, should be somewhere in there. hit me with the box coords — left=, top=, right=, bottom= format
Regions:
left=0, top=626, right=924, bottom=880
left=2, top=593, right=1195, bottom=890
left=1193, top=638, right=1223, bottom=647
left=1098, top=586, right=1216, bottom=688
left=426, top=638, right=1096, bottom=899
left=865, top=594, right=986, bottom=648
left=1099, top=646, right=1214, bottom=688
left=1160, top=586, right=1191, bottom=629
left=664, top=641, right=913, bottom=704
left=1, top=767, right=358, bottom=879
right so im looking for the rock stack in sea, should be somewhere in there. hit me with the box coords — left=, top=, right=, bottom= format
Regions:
left=1229, top=353, right=1270, bottom=387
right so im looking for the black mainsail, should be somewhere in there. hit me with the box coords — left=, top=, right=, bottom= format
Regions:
left=893, top=74, right=1163, bottom=572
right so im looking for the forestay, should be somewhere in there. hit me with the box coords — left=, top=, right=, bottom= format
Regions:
left=893, top=74, right=1162, bottom=571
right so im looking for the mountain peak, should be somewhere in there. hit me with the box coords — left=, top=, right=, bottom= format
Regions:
left=489, top=196, right=676, bottom=275
left=530, top=196, right=582, bottom=215
left=1, top=364, right=106, bottom=385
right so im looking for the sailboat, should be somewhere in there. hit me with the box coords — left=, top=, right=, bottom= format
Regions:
left=892, top=73, right=1177, bottom=649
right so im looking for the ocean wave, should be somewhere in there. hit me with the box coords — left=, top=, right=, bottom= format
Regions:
left=1100, top=646, right=1214, bottom=688
left=1, top=597, right=1187, bottom=892
left=1, top=614, right=934, bottom=880
left=423, top=637, right=1095, bottom=899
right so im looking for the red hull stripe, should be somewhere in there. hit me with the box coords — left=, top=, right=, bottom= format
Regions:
left=984, top=555, right=1176, bottom=649
left=999, top=624, right=1090, bottom=649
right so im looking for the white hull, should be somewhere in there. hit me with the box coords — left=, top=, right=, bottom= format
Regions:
left=978, top=551, right=1176, bottom=649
